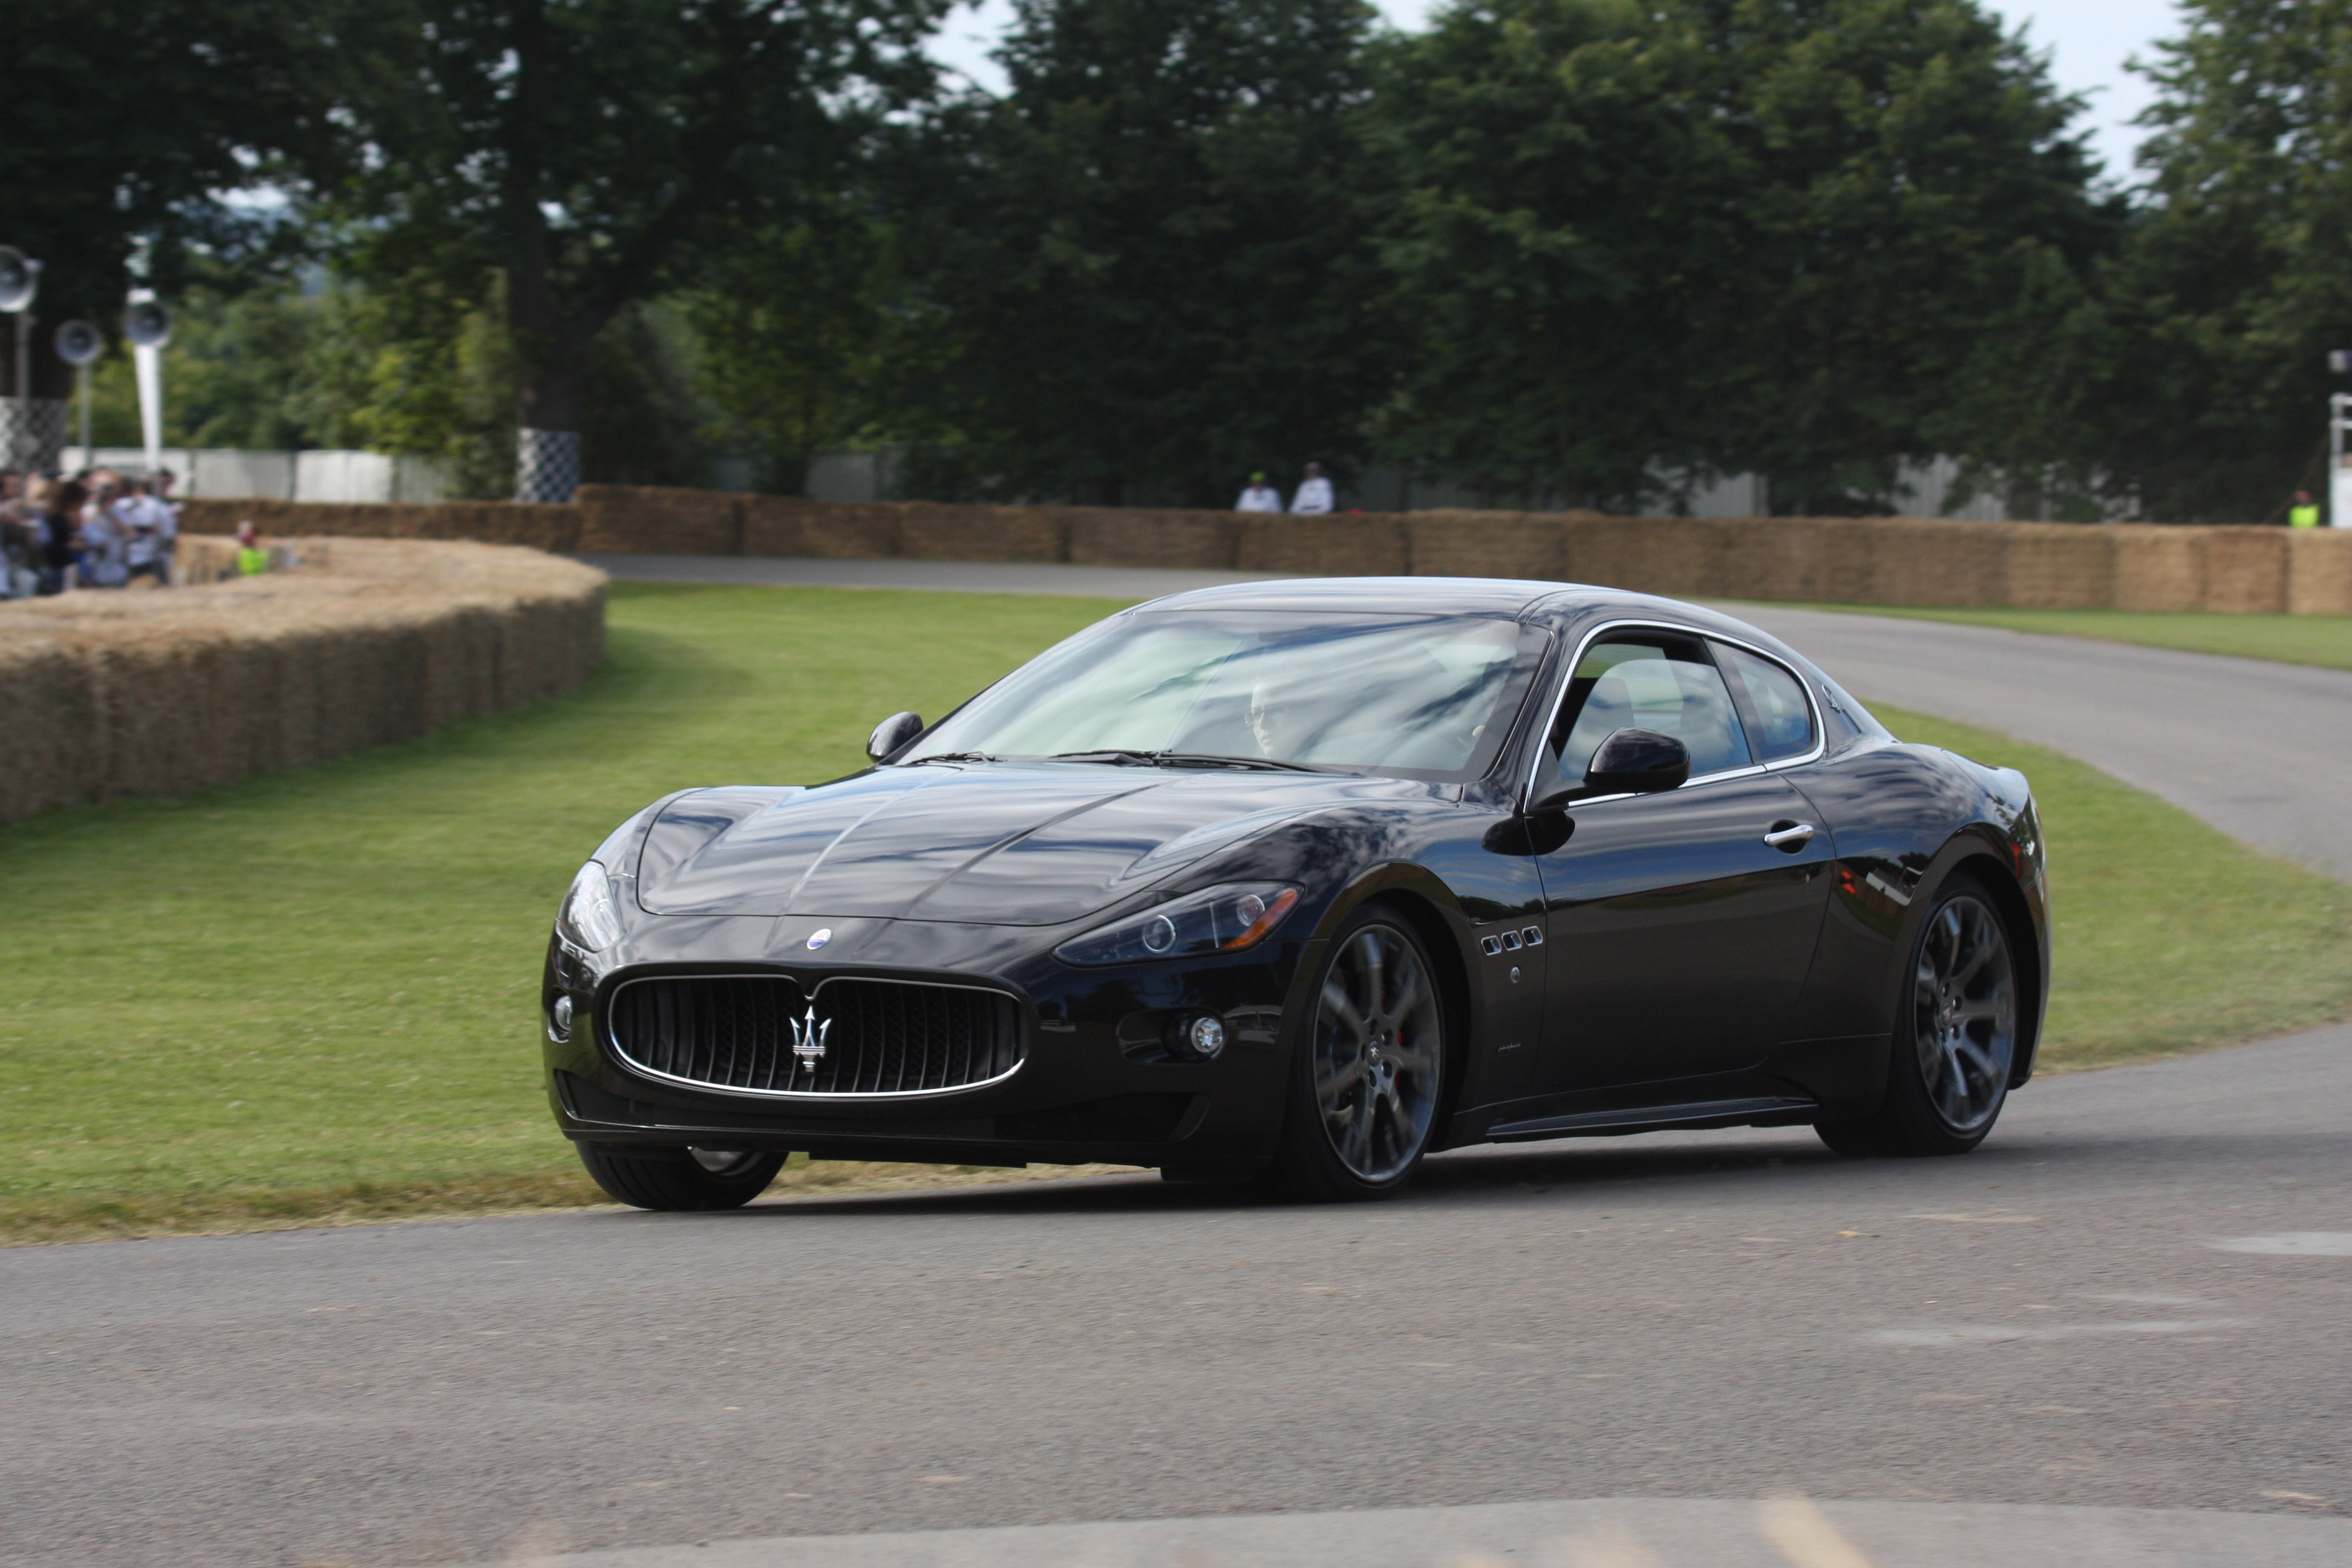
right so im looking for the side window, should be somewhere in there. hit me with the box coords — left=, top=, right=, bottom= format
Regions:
left=1547, top=635, right=1753, bottom=783
left=1714, top=642, right=1816, bottom=761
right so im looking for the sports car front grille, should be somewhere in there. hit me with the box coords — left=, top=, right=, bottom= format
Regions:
left=606, top=975, right=1024, bottom=1096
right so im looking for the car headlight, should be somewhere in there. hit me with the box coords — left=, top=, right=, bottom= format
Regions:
left=556, top=861, right=624, bottom=952
left=1054, top=883, right=1301, bottom=967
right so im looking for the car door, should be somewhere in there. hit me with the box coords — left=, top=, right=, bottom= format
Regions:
left=1530, top=628, right=1834, bottom=1091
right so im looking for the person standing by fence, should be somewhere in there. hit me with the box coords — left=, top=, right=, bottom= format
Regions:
left=2288, top=489, right=2320, bottom=528
left=1290, top=460, right=1333, bottom=515
left=1235, top=472, right=1283, bottom=512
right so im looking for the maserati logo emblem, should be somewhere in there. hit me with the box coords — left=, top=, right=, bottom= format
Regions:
left=806, top=928, right=832, bottom=950
left=789, top=1004, right=832, bottom=1073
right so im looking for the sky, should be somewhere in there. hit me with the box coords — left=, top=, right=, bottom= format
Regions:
left=926, top=0, right=2188, bottom=184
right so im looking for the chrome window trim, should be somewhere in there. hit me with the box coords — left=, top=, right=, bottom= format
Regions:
left=1520, top=618, right=1827, bottom=811
left=603, top=970, right=1028, bottom=1102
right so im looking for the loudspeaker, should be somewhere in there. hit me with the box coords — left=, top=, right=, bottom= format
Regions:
left=0, top=247, right=38, bottom=313
left=125, top=298, right=173, bottom=349
left=54, top=319, right=102, bottom=367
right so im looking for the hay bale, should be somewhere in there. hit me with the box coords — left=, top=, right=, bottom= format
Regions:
left=1405, top=511, right=1567, bottom=581
left=1860, top=519, right=2006, bottom=606
left=0, top=538, right=606, bottom=822
left=2286, top=530, right=2352, bottom=616
left=1236, top=516, right=1410, bottom=575
left=178, top=498, right=577, bottom=551
left=573, top=484, right=742, bottom=554
left=2002, top=523, right=2115, bottom=609
left=1067, top=507, right=1242, bottom=569
left=740, top=495, right=903, bottom=558
left=2110, top=526, right=2206, bottom=611
left=899, top=502, right=1068, bottom=563
left=2200, top=527, right=2290, bottom=613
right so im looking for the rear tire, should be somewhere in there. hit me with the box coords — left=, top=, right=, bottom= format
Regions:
left=1263, top=907, right=1448, bottom=1202
left=1815, top=871, right=2021, bottom=1158
left=578, top=1144, right=786, bottom=1211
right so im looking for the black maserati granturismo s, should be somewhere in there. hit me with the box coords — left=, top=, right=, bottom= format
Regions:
left=543, top=577, right=2048, bottom=1207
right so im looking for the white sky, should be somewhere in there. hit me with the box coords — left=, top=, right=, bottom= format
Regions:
left=927, top=0, right=2186, bottom=183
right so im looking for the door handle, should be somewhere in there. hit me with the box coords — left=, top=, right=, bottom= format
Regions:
left=1763, top=820, right=1816, bottom=851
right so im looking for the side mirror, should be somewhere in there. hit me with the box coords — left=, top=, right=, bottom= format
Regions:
left=1586, top=728, right=1690, bottom=795
left=866, top=711, right=925, bottom=762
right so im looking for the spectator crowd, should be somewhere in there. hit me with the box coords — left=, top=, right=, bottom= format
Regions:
left=0, top=465, right=184, bottom=598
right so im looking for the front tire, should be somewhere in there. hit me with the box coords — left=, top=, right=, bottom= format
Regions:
left=1264, top=908, right=1448, bottom=1201
left=1817, top=872, right=2021, bottom=1158
left=578, top=1144, right=786, bottom=1211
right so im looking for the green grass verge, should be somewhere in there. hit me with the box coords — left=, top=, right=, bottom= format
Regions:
left=1869, top=703, right=2352, bottom=1069
left=2, top=583, right=2344, bottom=1246
left=1781, top=604, right=2352, bottom=671
left=0, top=583, right=1122, bottom=1245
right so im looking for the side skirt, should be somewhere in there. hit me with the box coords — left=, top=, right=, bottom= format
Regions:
left=1484, top=1095, right=1820, bottom=1142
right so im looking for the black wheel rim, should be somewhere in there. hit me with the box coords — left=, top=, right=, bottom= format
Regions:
left=1912, top=893, right=2016, bottom=1134
left=1312, top=923, right=1443, bottom=1182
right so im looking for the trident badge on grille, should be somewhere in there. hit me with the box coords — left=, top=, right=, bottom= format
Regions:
left=790, top=1004, right=832, bottom=1074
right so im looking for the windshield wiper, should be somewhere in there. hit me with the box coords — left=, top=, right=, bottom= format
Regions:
left=1048, top=750, right=1328, bottom=774
left=904, top=751, right=1002, bottom=765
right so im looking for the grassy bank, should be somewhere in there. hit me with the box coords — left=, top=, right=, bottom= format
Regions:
left=2, top=583, right=2345, bottom=1245
left=1867, top=704, right=2352, bottom=1068
left=1789, top=605, right=2352, bottom=671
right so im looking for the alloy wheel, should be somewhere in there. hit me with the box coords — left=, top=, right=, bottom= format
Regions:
left=1911, top=893, right=2016, bottom=1133
left=1311, top=922, right=1443, bottom=1182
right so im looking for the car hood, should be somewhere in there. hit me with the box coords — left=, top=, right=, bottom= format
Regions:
left=634, top=764, right=1376, bottom=924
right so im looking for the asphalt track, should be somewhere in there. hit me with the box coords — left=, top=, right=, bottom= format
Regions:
left=4, top=1027, right=2346, bottom=1567
left=5, top=555, right=2344, bottom=1567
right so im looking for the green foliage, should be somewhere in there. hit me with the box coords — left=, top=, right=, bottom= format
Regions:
left=1367, top=0, right=2118, bottom=513
left=685, top=202, right=926, bottom=492
left=329, top=0, right=949, bottom=439
left=0, top=1, right=386, bottom=394
left=2089, top=0, right=2352, bottom=521
left=898, top=0, right=1395, bottom=505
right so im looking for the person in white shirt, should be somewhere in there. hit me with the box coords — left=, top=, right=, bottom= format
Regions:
left=1289, top=460, right=1334, bottom=515
left=1235, top=472, right=1283, bottom=512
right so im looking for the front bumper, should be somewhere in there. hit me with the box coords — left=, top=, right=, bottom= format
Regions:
left=542, top=910, right=1314, bottom=1172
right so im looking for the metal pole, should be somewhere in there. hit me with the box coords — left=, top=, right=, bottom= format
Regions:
left=78, top=363, right=91, bottom=465
left=13, top=308, right=25, bottom=478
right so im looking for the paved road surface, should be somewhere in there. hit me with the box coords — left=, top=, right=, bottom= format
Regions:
left=583, top=555, right=2352, bottom=882
left=7, top=1025, right=2345, bottom=1567
left=1719, top=604, right=2352, bottom=885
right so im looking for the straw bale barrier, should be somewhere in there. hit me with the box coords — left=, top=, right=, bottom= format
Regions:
left=188, top=485, right=2352, bottom=615
left=0, top=538, right=604, bottom=823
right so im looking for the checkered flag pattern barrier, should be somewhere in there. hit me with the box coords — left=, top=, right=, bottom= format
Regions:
left=2, top=398, right=67, bottom=474
left=515, top=427, right=583, bottom=503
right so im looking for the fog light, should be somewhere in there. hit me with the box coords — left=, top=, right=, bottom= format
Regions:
left=1166, top=1010, right=1226, bottom=1062
left=547, top=994, right=575, bottom=1042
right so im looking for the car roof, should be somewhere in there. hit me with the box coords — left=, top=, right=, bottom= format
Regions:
left=1135, top=576, right=1627, bottom=618
left=1128, top=577, right=1817, bottom=669
left=1133, top=575, right=1754, bottom=624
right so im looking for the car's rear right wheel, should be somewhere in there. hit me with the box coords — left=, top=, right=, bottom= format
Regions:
left=1817, top=872, right=2020, bottom=1158
left=577, top=1143, right=786, bottom=1211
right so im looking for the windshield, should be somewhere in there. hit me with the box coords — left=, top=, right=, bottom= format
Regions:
left=905, top=610, right=1549, bottom=781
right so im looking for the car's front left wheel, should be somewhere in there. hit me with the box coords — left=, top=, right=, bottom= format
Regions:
left=1264, top=907, right=1449, bottom=1201
left=578, top=1144, right=786, bottom=1211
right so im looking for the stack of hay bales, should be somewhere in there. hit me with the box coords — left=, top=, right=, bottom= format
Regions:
left=0, top=538, right=605, bottom=822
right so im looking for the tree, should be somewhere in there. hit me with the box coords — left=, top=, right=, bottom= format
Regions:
left=0, top=1, right=365, bottom=407
left=1370, top=0, right=2115, bottom=514
left=2090, top=0, right=2352, bottom=521
left=902, top=0, right=1392, bottom=507
left=329, top=0, right=947, bottom=497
